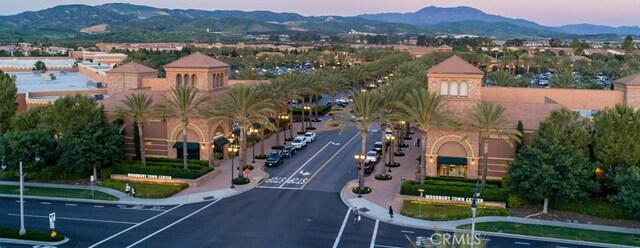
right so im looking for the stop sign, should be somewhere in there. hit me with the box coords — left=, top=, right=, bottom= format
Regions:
left=244, top=168, right=250, bottom=175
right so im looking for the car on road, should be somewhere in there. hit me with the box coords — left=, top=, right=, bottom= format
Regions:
left=304, top=131, right=316, bottom=142
left=365, top=150, right=380, bottom=163
left=281, top=146, right=296, bottom=158
left=265, top=150, right=284, bottom=167
left=373, top=141, right=383, bottom=154
left=291, top=136, right=308, bottom=150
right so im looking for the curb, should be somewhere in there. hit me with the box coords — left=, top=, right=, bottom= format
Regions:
left=0, top=236, right=69, bottom=246
left=338, top=180, right=632, bottom=248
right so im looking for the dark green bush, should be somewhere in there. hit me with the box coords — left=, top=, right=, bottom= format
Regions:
left=271, top=145, right=284, bottom=150
left=352, top=186, right=372, bottom=194
left=375, top=174, right=393, bottom=181
left=146, top=157, right=208, bottom=167
left=254, top=154, right=268, bottom=159
left=306, top=127, right=317, bottom=130
left=400, top=180, right=507, bottom=202
left=0, top=227, right=64, bottom=242
left=233, top=177, right=250, bottom=185
left=507, top=193, right=526, bottom=208
left=550, top=198, right=638, bottom=220
left=385, top=162, right=401, bottom=167
left=243, top=165, right=254, bottom=170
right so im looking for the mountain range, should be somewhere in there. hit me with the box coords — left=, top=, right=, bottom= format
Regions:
left=0, top=3, right=637, bottom=43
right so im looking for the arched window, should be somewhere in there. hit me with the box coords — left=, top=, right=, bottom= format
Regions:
left=183, top=74, right=190, bottom=87
left=191, top=74, right=198, bottom=88
left=449, top=81, right=459, bottom=96
left=459, top=82, right=468, bottom=97
left=440, top=81, right=449, bottom=96
left=176, top=74, right=182, bottom=87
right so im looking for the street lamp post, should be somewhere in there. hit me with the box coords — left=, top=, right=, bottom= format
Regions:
left=471, top=181, right=481, bottom=248
left=249, top=127, right=258, bottom=164
left=388, top=135, right=396, bottom=172
left=418, top=189, right=424, bottom=218
left=279, top=115, right=289, bottom=145
left=354, top=154, right=365, bottom=198
left=303, top=106, right=312, bottom=128
left=2, top=150, right=41, bottom=236
left=228, top=145, right=238, bottom=188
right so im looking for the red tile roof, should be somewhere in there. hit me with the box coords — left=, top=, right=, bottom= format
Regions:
left=493, top=102, right=562, bottom=130
left=107, top=62, right=157, bottom=74
left=427, top=55, right=483, bottom=75
left=615, top=72, right=640, bottom=86
left=164, top=52, right=229, bottom=69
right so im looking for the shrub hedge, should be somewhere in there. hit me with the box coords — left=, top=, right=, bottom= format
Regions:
left=549, top=198, right=639, bottom=220
left=112, top=164, right=212, bottom=179
left=400, top=180, right=508, bottom=203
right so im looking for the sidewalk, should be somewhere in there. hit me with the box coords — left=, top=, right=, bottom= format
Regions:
left=339, top=131, right=640, bottom=247
left=0, top=116, right=339, bottom=206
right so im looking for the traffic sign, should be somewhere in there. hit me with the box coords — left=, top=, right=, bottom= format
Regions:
left=49, top=213, right=55, bottom=229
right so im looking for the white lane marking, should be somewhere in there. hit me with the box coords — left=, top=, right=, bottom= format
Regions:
left=370, top=220, right=379, bottom=248
left=332, top=208, right=351, bottom=248
left=400, top=230, right=414, bottom=234
left=65, top=203, right=77, bottom=206
left=278, top=141, right=334, bottom=188
left=40, top=202, right=51, bottom=205
left=8, top=213, right=137, bottom=225
left=126, top=200, right=221, bottom=248
left=93, top=205, right=104, bottom=208
left=88, top=204, right=183, bottom=248
left=301, top=131, right=360, bottom=189
left=374, top=245, right=402, bottom=248
left=255, top=186, right=302, bottom=190
left=514, top=241, right=531, bottom=245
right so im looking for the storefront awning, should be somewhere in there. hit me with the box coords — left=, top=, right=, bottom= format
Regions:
left=173, top=142, right=200, bottom=150
left=213, top=137, right=230, bottom=147
left=437, top=156, right=468, bottom=165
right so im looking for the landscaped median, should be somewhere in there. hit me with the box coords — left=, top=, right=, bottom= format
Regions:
left=0, top=227, right=65, bottom=243
left=0, top=185, right=118, bottom=201
left=457, top=222, right=640, bottom=247
left=401, top=200, right=508, bottom=221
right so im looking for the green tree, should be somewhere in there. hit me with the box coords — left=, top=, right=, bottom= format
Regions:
left=321, top=68, right=350, bottom=119
left=116, top=93, right=155, bottom=166
left=608, top=167, right=640, bottom=217
left=466, top=102, right=521, bottom=188
left=549, top=69, right=574, bottom=88
left=156, top=86, right=208, bottom=169
left=0, top=71, right=17, bottom=134
left=57, top=120, right=124, bottom=180
left=33, top=60, right=47, bottom=72
left=10, top=106, right=49, bottom=132
left=593, top=105, right=640, bottom=176
left=204, top=84, right=274, bottom=177
left=570, top=39, right=584, bottom=55
left=508, top=139, right=598, bottom=214
left=46, top=95, right=105, bottom=137
left=0, top=130, right=57, bottom=172
left=535, top=108, right=591, bottom=157
left=622, top=36, right=634, bottom=54
left=396, top=89, right=451, bottom=185
left=515, top=120, right=524, bottom=153
left=549, top=38, right=563, bottom=47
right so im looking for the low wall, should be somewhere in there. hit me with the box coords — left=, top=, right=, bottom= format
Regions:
left=394, top=194, right=507, bottom=208
left=110, top=169, right=221, bottom=188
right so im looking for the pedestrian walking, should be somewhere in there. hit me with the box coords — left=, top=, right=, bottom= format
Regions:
left=131, top=186, right=136, bottom=198
left=389, top=206, right=394, bottom=222
left=125, top=183, right=131, bottom=196
left=416, top=138, right=421, bottom=147
left=352, top=207, right=360, bottom=223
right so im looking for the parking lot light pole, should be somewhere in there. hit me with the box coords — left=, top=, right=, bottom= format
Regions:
left=354, top=154, right=365, bottom=198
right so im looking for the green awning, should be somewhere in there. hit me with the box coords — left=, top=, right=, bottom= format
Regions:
left=232, top=129, right=240, bottom=137
left=252, top=123, right=261, bottom=129
left=173, top=142, right=200, bottom=150
left=437, top=156, right=468, bottom=165
left=213, top=137, right=230, bottom=147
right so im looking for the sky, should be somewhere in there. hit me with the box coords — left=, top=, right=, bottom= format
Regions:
left=1, top=0, right=639, bottom=27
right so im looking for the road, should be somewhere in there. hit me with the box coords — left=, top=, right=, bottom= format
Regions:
left=0, top=124, right=612, bottom=248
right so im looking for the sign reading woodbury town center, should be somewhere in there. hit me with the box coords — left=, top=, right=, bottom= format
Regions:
left=424, top=194, right=484, bottom=203
left=127, top=173, right=172, bottom=180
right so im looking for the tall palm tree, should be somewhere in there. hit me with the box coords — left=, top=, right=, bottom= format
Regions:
left=205, top=84, right=274, bottom=178
left=550, top=69, right=575, bottom=88
left=157, top=86, right=208, bottom=169
left=396, top=88, right=451, bottom=185
left=296, top=75, right=314, bottom=133
left=466, top=102, right=521, bottom=188
left=331, top=91, right=384, bottom=194
left=344, top=65, right=370, bottom=89
left=116, top=93, right=155, bottom=166
left=322, top=68, right=350, bottom=119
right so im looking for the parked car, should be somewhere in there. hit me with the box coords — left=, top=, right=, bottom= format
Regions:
left=365, top=150, right=380, bottom=163
left=282, top=146, right=296, bottom=158
left=265, top=150, right=284, bottom=167
left=363, top=161, right=375, bottom=174
left=336, top=101, right=347, bottom=108
left=326, top=101, right=334, bottom=106
left=385, top=128, right=393, bottom=140
left=304, top=131, right=316, bottom=142
left=291, top=136, right=308, bottom=150
left=373, top=141, right=383, bottom=154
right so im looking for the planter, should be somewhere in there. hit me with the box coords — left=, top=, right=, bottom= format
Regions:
left=351, top=186, right=372, bottom=195
left=297, top=131, right=306, bottom=135
left=404, top=136, right=412, bottom=140
left=254, top=154, right=268, bottom=159
left=232, top=177, right=250, bottom=185
left=385, top=162, right=401, bottom=168
left=271, top=145, right=284, bottom=150
left=242, top=165, right=254, bottom=170
left=285, top=137, right=294, bottom=142
left=375, top=174, right=393, bottom=181
left=394, top=152, right=405, bottom=157
left=399, top=144, right=409, bottom=148
left=312, top=119, right=322, bottom=122
left=305, top=126, right=317, bottom=130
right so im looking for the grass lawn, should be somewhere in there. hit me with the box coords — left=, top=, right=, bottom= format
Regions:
left=0, top=185, right=118, bottom=201
left=458, top=222, right=640, bottom=246
left=0, top=227, right=65, bottom=242
left=401, top=200, right=508, bottom=221
left=100, top=180, right=187, bottom=199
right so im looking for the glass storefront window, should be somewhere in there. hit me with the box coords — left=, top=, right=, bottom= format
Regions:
left=437, top=164, right=467, bottom=178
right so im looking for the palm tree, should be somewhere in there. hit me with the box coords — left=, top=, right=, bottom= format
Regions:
left=156, top=86, right=208, bottom=169
left=466, top=102, right=521, bottom=188
left=204, top=84, right=274, bottom=178
left=344, top=65, right=370, bottom=89
left=489, top=70, right=516, bottom=87
left=322, top=68, right=350, bottom=119
left=549, top=69, right=575, bottom=88
left=397, top=88, right=451, bottom=185
left=331, top=91, right=384, bottom=194
left=116, top=93, right=155, bottom=166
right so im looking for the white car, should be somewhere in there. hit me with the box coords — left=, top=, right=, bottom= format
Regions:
left=291, top=136, right=308, bottom=150
left=304, top=132, right=316, bottom=142
left=365, top=150, right=379, bottom=163
left=384, top=128, right=393, bottom=140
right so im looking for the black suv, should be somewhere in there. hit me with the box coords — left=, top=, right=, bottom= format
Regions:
left=282, top=146, right=296, bottom=158
left=265, top=150, right=284, bottom=167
